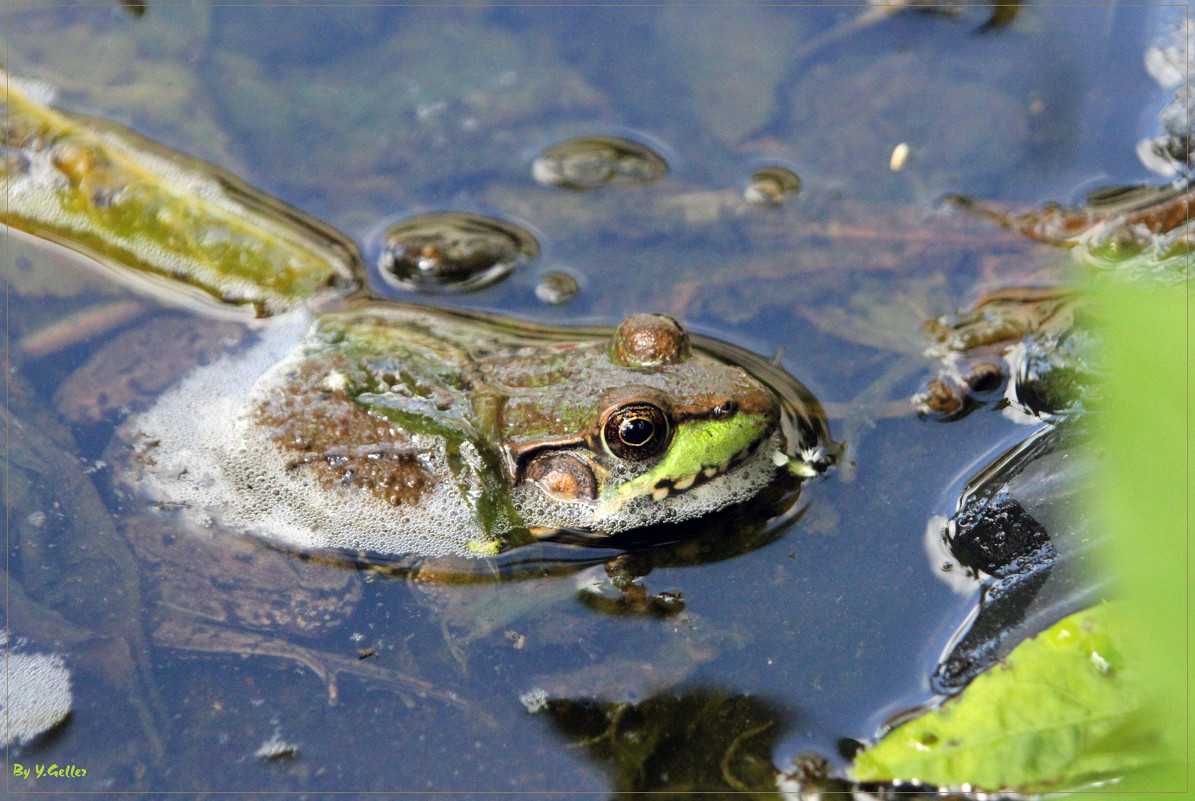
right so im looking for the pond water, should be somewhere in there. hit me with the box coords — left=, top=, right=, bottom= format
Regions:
left=3, top=2, right=1177, bottom=794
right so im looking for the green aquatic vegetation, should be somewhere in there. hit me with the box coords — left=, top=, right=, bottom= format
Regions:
left=3, top=5, right=232, bottom=167
left=545, top=690, right=783, bottom=796
left=850, top=603, right=1157, bottom=791
left=205, top=12, right=607, bottom=215
left=2, top=70, right=360, bottom=315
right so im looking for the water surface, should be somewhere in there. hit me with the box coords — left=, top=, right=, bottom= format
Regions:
left=3, top=3, right=1171, bottom=793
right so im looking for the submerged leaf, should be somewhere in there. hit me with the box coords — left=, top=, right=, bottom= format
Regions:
left=850, top=603, right=1161, bottom=792
left=2, top=70, right=361, bottom=315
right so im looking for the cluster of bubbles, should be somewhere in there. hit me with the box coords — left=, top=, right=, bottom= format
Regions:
left=0, top=631, right=73, bottom=748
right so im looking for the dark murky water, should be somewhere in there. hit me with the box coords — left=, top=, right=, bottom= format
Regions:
left=3, top=3, right=1176, bottom=794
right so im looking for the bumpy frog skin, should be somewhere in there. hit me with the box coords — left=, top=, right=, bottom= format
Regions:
left=128, top=307, right=816, bottom=558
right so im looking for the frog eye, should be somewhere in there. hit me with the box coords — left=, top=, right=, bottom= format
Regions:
left=602, top=402, right=672, bottom=461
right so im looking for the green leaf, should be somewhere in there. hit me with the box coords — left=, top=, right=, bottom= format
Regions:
left=849, top=603, right=1161, bottom=792
left=1089, top=279, right=1188, bottom=797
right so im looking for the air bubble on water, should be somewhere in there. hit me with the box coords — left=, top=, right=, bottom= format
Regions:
left=534, top=271, right=580, bottom=305
left=744, top=165, right=802, bottom=206
left=374, top=212, right=537, bottom=294
left=532, top=135, right=668, bottom=190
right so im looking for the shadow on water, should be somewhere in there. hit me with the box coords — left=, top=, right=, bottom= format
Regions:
left=542, top=687, right=786, bottom=798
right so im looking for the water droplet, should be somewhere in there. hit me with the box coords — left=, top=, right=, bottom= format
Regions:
left=913, top=730, right=939, bottom=750
left=1051, top=620, right=1079, bottom=645
left=1090, top=650, right=1113, bottom=675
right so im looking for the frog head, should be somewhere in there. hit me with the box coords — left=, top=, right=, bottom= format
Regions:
left=500, top=314, right=783, bottom=536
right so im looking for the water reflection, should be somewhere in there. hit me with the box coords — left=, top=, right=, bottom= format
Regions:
left=542, top=688, right=785, bottom=797
left=925, top=423, right=1106, bottom=695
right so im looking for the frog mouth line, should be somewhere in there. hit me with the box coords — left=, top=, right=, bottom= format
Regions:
left=647, top=438, right=764, bottom=501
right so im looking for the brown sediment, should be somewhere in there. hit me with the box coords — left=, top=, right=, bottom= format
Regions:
left=963, top=184, right=1194, bottom=245
left=54, top=314, right=246, bottom=424
left=925, top=285, right=1074, bottom=352
left=1121, top=185, right=1193, bottom=234
left=128, top=516, right=361, bottom=636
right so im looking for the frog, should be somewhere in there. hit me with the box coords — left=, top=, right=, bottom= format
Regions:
left=2, top=60, right=839, bottom=718
left=127, top=304, right=821, bottom=561
left=0, top=10, right=1141, bottom=791
left=1, top=71, right=845, bottom=748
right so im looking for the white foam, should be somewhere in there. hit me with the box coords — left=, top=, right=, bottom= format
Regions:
left=1, top=632, right=73, bottom=747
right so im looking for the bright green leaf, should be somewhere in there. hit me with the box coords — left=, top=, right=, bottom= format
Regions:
left=850, top=603, right=1162, bottom=792
left=1089, top=279, right=1188, bottom=798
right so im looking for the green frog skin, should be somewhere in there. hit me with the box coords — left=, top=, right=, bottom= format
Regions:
left=124, top=305, right=822, bottom=559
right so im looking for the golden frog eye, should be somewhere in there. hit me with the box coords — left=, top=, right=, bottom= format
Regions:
left=602, top=402, right=672, bottom=461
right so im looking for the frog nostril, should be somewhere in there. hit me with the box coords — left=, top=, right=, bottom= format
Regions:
left=712, top=400, right=738, bottom=419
